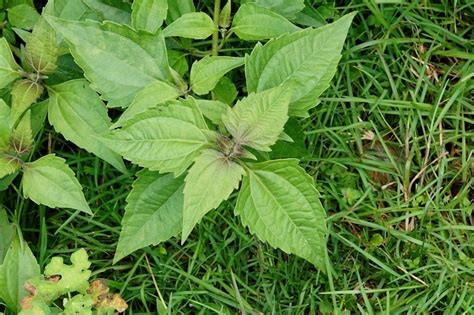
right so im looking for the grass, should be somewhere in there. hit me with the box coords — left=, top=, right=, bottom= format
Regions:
left=2, top=0, right=473, bottom=314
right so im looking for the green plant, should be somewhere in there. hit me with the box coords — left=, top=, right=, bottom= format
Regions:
left=0, top=208, right=127, bottom=314
left=0, top=0, right=355, bottom=271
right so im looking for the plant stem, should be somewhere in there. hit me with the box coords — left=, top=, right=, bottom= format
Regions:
left=211, top=0, right=221, bottom=56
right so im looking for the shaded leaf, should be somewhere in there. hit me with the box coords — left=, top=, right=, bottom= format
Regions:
left=195, top=99, right=229, bottom=125
left=112, top=80, right=181, bottom=128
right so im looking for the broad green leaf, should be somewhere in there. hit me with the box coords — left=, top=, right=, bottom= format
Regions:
left=245, top=12, right=355, bottom=116
left=255, top=0, right=305, bottom=19
left=190, top=56, right=244, bottom=95
left=0, top=209, right=14, bottom=264
left=112, top=80, right=181, bottom=128
left=102, top=109, right=213, bottom=176
left=270, top=118, right=308, bottom=159
left=22, top=154, right=92, bottom=214
left=7, top=4, right=39, bottom=30
left=0, top=154, right=20, bottom=179
left=114, top=171, right=184, bottom=263
left=45, top=0, right=95, bottom=20
left=82, top=0, right=131, bottom=24
left=292, top=5, right=326, bottom=28
left=195, top=99, right=229, bottom=125
left=168, top=50, right=189, bottom=77
left=10, top=79, right=43, bottom=127
left=131, top=0, right=168, bottom=33
left=163, top=12, right=215, bottom=39
left=231, top=3, right=300, bottom=40
left=48, top=79, right=127, bottom=173
left=30, top=99, right=48, bottom=138
left=222, top=87, right=291, bottom=151
left=0, top=100, right=11, bottom=149
left=212, top=76, right=237, bottom=105
left=0, top=234, right=40, bottom=312
left=45, top=17, right=171, bottom=107
left=166, top=0, right=195, bottom=23
left=219, top=0, right=231, bottom=28
left=0, top=37, right=21, bottom=89
left=25, top=16, right=58, bottom=74
left=5, top=0, right=34, bottom=8
left=235, top=159, right=327, bottom=270
left=182, top=149, right=244, bottom=241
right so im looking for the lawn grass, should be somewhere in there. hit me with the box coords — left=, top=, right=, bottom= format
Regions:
left=1, top=0, right=473, bottom=314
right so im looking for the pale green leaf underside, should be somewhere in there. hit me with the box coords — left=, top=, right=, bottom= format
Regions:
left=0, top=37, right=21, bottom=89
left=190, top=56, right=244, bottom=95
left=112, top=80, right=181, bottom=128
left=235, top=159, right=327, bottom=270
left=231, top=3, right=300, bottom=40
left=163, top=12, right=215, bottom=39
left=25, top=16, right=58, bottom=75
left=0, top=155, right=20, bottom=179
left=22, top=154, right=92, bottom=214
left=0, top=236, right=40, bottom=313
left=45, top=16, right=171, bottom=107
left=223, top=86, right=291, bottom=151
left=115, top=170, right=184, bottom=263
left=48, top=79, right=127, bottom=173
left=131, top=0, right=168, bottom=33
left=182, top=149, right=244, bottom=242
left=245, top=12, right=356, bottom=116
left=102, top=110, right=212, bottom=176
